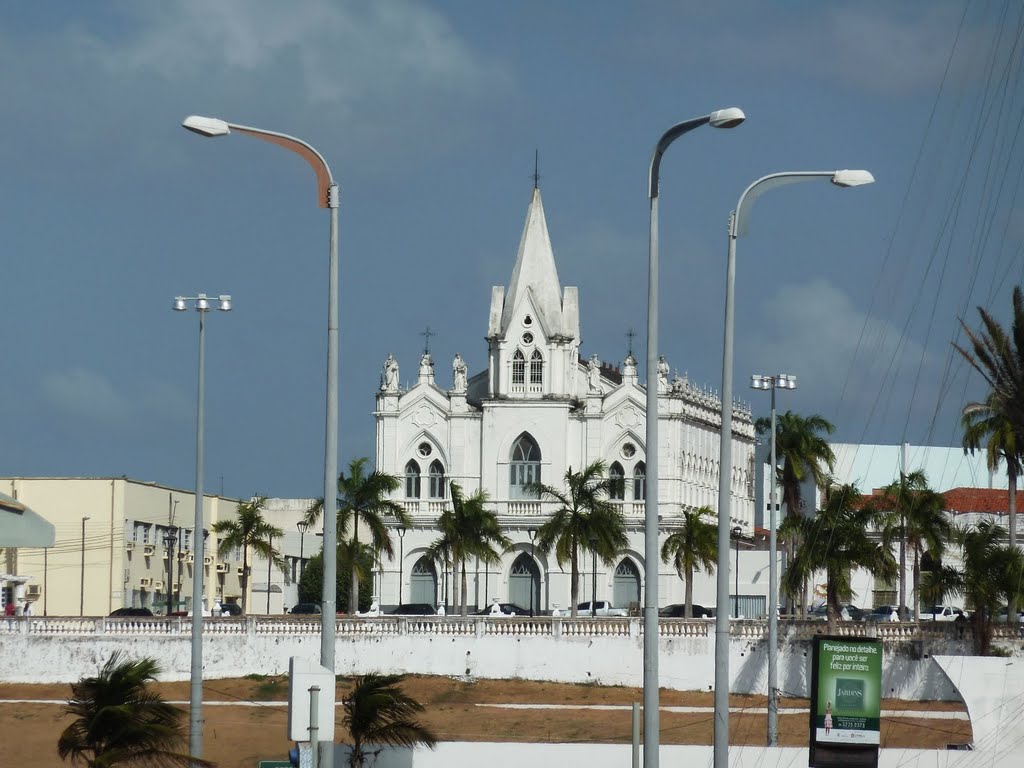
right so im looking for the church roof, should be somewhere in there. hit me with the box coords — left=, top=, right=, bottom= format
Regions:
left=497, top=187, right=568, bottom=338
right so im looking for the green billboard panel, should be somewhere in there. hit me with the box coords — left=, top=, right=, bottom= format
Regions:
left=813, top=636, right=882, bottom=747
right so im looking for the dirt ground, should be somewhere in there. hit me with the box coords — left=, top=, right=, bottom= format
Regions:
left=0, top=675, right=971, bottom=768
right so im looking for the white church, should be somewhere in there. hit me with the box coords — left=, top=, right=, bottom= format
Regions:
left=373, top=186, right=761, bottom=615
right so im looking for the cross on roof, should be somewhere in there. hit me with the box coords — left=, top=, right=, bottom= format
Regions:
left=532, top=149, right=541, bottom=189
left=626, top=328, right=636, bottom=357
left=420, top=326, right=435, bottom=355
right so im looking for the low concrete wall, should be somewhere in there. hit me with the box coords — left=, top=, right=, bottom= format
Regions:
left=0, top=616, right=983, bottom=702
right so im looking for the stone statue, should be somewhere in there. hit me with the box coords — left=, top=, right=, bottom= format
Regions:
left=657, top=355, right=670, bottom=393
left=381, top=353, right=399, bottom=392
left=587, top=354, right=601, bottom=392
left=452, top=353, right=468, bottom=392
left=419, top=352, right=434, bottom=378
left=623, top=352, right=637, bottom=379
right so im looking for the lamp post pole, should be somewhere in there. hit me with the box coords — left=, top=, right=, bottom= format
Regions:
left=528, top=528, right=537, bottom=617
left=182, top=115, right=339, bottom=768
left=751, top=373, right=796, bottom=745
left=164, top=527, right=178, bottom=617
left=80, top=516, right=90, bottom=616
left=589, top=536, right=598, bottom=618
left=732, top=526, right=742, bottom=618
left=174, top=292, right=232, bottom=761
left=715, top=170, right=874, bottom=767
left=397, top=527, right=406, bottom=605
left=645, top=107, right=745, bottom=768
left=297, top=521, right=308, bottom=582
left=266, top=534, right=274, bottom=614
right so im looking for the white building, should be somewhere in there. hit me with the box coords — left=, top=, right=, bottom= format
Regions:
left=372, top=186, right=761, bottom=615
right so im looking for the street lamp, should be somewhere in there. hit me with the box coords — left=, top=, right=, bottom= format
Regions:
left=528, top=528, right=537, bottom=617
left=645, top=107, right=745, bottom=768
left=589, top=535, right=599, bottom=618
left=714, top=169, right=873, bottom=767
left=296, top=521, right=308, bottom=582
left=751, top=372, right=796, bottom=745
left=732, top=526, right=742, bottom=618
left=182, top=115, right=339, bottom=766
left=163, top=526, right=178, bottom=617
left=397, top=526, right=406, bottom=605
left=80, top=516, right=90, bottom=616
left=174, top=291, right=232, bottom=760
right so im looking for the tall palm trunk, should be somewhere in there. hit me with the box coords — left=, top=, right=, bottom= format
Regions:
left=898, top=515, right=907, bottom=621
left=570, top=544, right=579, bottom=618
left=350, top=512, right=360, bottom=615
left=684, top=565, right=694, bottom=619
left=1010, top=473, right=1018, bottom=622
left=460, top=556, right=469, bottom=617
left=912, top=548, right=921, bottom=621
left=240, top=546, right=249, bottom=614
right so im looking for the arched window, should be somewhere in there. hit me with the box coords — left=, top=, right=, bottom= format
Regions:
left=428, top=460, right=446, bottom=499
left=512, top=349, right=526, bottom=386
left=609, top=462, right=625, bottom=501
left=529, top=349, right=544, bottom=391
left=510, top=433, right=541, bottom=499
left=633, top=462, right=646, bottom=501
left=405, top=460, right=421, bottom=499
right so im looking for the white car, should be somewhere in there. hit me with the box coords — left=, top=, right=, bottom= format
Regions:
left=920, top=605, right=965, bottom=622
left=576, top=600, right=628, bottom=617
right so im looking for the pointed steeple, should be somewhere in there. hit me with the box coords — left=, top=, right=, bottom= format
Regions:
left=498, top=187, right=566, bottom=338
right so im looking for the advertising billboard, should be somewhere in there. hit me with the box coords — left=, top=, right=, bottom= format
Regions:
left=809, top=635, right=881, bottom=768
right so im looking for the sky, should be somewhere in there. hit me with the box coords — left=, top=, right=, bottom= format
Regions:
left=1, top=1, right=1021, bottom=501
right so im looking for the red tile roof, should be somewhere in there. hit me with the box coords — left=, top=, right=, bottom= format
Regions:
left=942, top=487, right=1024, bottom=515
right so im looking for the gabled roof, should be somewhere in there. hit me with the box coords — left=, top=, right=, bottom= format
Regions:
left=498, top=187, right=567, bottom=338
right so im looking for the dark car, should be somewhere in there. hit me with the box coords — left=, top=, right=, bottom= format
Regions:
left=219, top=602, right=243, bottom=616
left=289, top=603, right=321, bottom=615
left=659, top=603, right=713, bottom=618
left=865, top=605, right=908, bottom=621
left=473, top=603, right=531, bottom=616
left=808, top=604, right=865, bottom=621
left=389, top=603, right=437, bottom=616
left=109, top=607, right=154, bottom=617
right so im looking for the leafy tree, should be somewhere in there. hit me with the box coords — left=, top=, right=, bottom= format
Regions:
left=297, top=546, right=375, bottom=612
left=755, top=411, right=836, bottom=614
left=956, top=286, right=1024, bottom=619
left=341, top=673, right=438, bottom=767
left=660, top=506, right=717, bottom=619
left=211, top=495, right=285, bottom=614
left=305, top=458, right=411, bottom=614
left=781, top=482, right=897, bottom=633
left=426, top=483, right=510, bottom=616
left=529, top=461, right=628, bottom=618
left=874, top=471, right=949, bottom=620
left=58, top=651, right=212, bottom=767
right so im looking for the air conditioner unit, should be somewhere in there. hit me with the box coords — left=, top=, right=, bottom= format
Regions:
left=139, top=577, right=153, bottom=588
left=143, top=545, right=155, bottom=556
left=162, top=550, right=170, bottom=560
left=203, top=556, right=213, bottom=566
left=125, top=541, right=135, bottom=551
left=185, top=553, right=195, bottom=565
left=26, top=585, right=41, bottom=598
left=154, top=581, right=164, bottom=591
left=216, top=563, right=229, bottom=573
left=236, top=567, right=245, bottom=577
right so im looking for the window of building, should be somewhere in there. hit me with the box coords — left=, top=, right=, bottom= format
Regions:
left=609, top=462, right=625, bottom=501
left=510, top=433, right=541, bottom=499
left=428, top=460, right=446, bottom=499
left=182, top=529, right=192, bottom=552
left=529, top=349, right=544, bottom=389
left=633, top=462, right=646, bottom=500
left=405, top=460, right=421, bottom=499
left=512, top=349, right=526, bottom=386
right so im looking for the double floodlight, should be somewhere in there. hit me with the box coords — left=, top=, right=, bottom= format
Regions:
left=750, top=373, right=797, bottom=391
left=174, top=294, right=232, bottom=312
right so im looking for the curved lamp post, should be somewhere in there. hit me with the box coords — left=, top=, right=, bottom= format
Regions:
left=645, top=107, right=745, bottom=768
left=174, top=292, right=232, bottom=761
left=751, top=372, right=796, bottom=744
left=181, top=116, right=339, bottom=766
left=714, top=170, right=874, bottom=767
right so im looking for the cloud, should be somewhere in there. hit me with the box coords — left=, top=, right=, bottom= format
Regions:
left=40, top=368, right=190, bottom=427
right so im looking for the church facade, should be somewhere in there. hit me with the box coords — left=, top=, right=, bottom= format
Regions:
left=374, top=187, right=758, bottom=615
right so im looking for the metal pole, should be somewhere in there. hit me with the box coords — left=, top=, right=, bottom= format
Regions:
left=309, top=685, right=320, bottom=768
left=266, top=534, right=273, bottom=614
left=714, top=215, right=739, bottom=768
left=767, top=383, right=779, bottom=745
left=166, top=529, right=176, bottom=617
left=80, top=517, right=89, bottom=616
left=44, top=548, right=48, bottom=616
left=398, top=528, right=405, bottom=605
left=299, top=530, right=305, bottom=580
left=531, top=537, right=536, bottom=617
left=592, top=545, right=597, bottom=618
left=190, top=308, right=206, bottom=762
left=734, top=535, right=739, bottom=618
left=632, top=702, right=641, bottom=768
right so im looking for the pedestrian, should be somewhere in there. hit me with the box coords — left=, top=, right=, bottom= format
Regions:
left=22, top=601, right=32, bottom=616
left=824, top=701, right=833, bottom=735
left=4, top=601, right=14, bottom=617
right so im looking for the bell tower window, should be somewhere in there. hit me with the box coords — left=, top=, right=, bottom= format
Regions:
left=529, top=349, right=544, bottom=392
left=511, top=349, right=526, bottom=392
left=428, top=460, right=446, bottom=499
left=509, top=433, right=541, bottom=499
left=405, top=460, right=421, bottom=499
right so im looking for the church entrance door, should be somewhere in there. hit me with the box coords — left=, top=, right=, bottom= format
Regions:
left=410, top=557, right=438, bottom=606
left=613, top=558, right=640, bottom=611
left=508, top=553, right=540, bottom=613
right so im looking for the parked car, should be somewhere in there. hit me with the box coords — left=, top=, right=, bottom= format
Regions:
left=109, top=607, right=154, bottom=617
left=993, top=607, right=1024, bottom=624
left=219, top=602, right=243, bottom=616
left=920, top=605, right=965, bottom=622
left=808, top=604, right=865, bottom=621
left=388, top=603, right=437, bottom=616
left=575, top=600, right=628, bottom=617
left=473, top=603, right=531, bottom=616
left=865, top=605, right=909, bottom=622
left=289, top=603, right=321, bottom=615
left=659, top=603, right=713, bottom=618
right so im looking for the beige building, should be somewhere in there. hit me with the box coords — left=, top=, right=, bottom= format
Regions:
left=1, top=477, right=248, bottom=616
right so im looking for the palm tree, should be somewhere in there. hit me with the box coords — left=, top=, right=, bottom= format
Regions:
left=755, top=411, right=836, bottom=614
left=212, top=495, right=284, bottom=614
left=781, top=482, right=897, bottom=633
left=342, top=672, right=437, bottom=767
left=305, top=458, right=410, bottom=614
left=528, top=461, right=628, bottom=618
left=660, top=506, right=717, bottom=619
left=426, top=483, right=510, bottom=616
left=956, top=286, right=1024, bottom=619
left=875, top=471, right=949, bottom=620
left=58, top=651, right=212, bottom=767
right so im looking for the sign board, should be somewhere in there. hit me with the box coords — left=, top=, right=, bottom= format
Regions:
left=809, top=635, right=881, bottom=768
left=258, top=762, right=292, bottom=767
left=287, top=656, right=336, bottom=742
